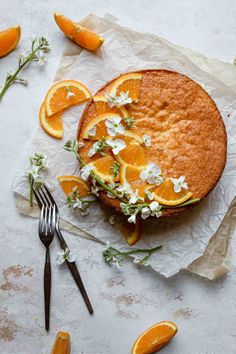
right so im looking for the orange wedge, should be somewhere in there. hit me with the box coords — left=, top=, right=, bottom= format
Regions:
left=120, top=164, right=151, bottom=199
left=54, top=12, right=104, bottom=52
left=51, top=331, right=70, bottom=354
left=39, top=101, right=63, bottom=139
left=93, top=95, right=128, bottom=117
left=109, top=72, right=142, bottom=102
left=152, top=178, right=193, bottom=206
left=89, top=155, right=120, bottom=182
left=131, top=321, right=178, bottom=354
left=0, top=26, right=21, bottom=58
left=120, top=218, right=143, bottom=246
left=58, top=175, right=90, bottom=197
left=45, top=80, right=91, bottom=116
left=116, top=138, right=146, bottom=168
left=82, top=113, right=122, bottom=140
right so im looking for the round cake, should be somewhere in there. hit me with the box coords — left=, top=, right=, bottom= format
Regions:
left=77, top=69, right=227, bottom=217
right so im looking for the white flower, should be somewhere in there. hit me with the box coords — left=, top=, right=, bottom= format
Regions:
left=171, top=175, right=188, bottom=193
left=106, top=91, right=132, bottom=107
left=37, top=51, right=47, bottom=66
left=129, top=189, right=139, bottom=204
left=80, top=165, right=93, bottom=181
left=77, top=141, right=84, bottom=148
left=107, top=191, right=116, bottom=199
left=140, top=163, right=163, bottom=185
left=145, top=189, right=154, bottom=200
left=105, top=116, right=125, bottom=137
left=106, top=139, right=126, bottom=155
left=108, top=181, right=116, bottom=189
left=88, top=141, right=101, bottom=157
left=116, top=181, right=132, bottom=196
left=141, top=206, right=151, bottom=219
left=128, top=214, right=136, bottom=223
left=66, top=86, right=75, bottom=99
left=56, top=248, right=77, bottom=265
left=116, top=91, right=132, bottom=106
left=91, top=185, right=100, bottom=196
left=87, top=126, right=96, bottom=137
left=149, top=201, right=162, bottom=218
left=109, top=215, right=116, bottom=225
left=143, top=134, right=152, bottom=147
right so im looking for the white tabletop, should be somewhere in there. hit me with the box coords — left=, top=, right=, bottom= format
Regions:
left=0, top=1, right=236, bottom=353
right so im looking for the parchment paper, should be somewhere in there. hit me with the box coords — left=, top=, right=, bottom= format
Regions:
left=13, top=14, right=236, bottom=279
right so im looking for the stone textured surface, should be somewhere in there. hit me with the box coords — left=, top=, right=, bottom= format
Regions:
left=0, top=1, right=236, bottom=353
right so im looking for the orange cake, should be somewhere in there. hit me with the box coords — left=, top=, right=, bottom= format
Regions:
left=77, top=69, right=227, bottom=217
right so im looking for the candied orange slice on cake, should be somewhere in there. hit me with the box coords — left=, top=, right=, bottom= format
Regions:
left=89, top=155, right=120, bottom=182
left=83, top=113, right=122, bottom=140
left=109, top=72, right=142, bottom=102
left=58, top=175, right=90, bottom=197
left=54, top=12, right=104, bottom=52
left=39, top=102, right=63, bottom=139
left=116, top=137, right=146, bottom=168
left=131, top=321, right=178, bottom=354
left=0, top=26, right=21, bottom=58
left=120, top=164, right=151, bottom=199
left=152, top=178, right=193, bottom=206
left=45, top=80, right=91, bottom=116
left=93, top=95, right=128, bottom=116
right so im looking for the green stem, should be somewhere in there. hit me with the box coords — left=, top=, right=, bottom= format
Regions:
left=29, top=176, right=34, bottom=207
left=0, top=43, right=44, bottom=101
left=119, top=245, right=162, bottom=256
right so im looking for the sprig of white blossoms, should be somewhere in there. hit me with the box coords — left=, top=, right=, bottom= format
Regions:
left=140, top=162, right=163, bottom=185
left=56, top=248, right=77, bottom=265
left=103, top=241, right=162, bottom=268
left=66, top=187, right=96, bottom=216
left=171, top=175, right=188, bottom=193
left=106, top=91, right=132, bottom=107
left=28, top=153, right=48, bottom=206
left=105, top=116, right=125, bottom=136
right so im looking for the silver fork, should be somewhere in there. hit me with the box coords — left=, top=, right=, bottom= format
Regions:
left=34, top=184, right=94, bottom=315
left=36, top=189, right=56, bottom=331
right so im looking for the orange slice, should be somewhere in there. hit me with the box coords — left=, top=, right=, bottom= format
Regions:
left=45, top=80, right=91, bottom=116
left=93, top=95, right=128, bottom=117
left=58, top=175, right=90, bottom=197
left=152, top=178, right=193, bottom=206
left=109, top=72, right=142, bottom=102
left=82, top=113, right=122, bottom=140
left=51, top=331, right=70, bottom=354
left=116, top=138, right=146, bottom=168
left=39, top=102, right=63, bottom=139
left=54, top=12, right=104, bottom=52
left=120, top=218, right=143, bottom=246
left=120, top=164, right=151, bottom=199
left=0, top=26, right=21, bottom=58
left=131, top=321, right=178, bottom=354
left=89, top=155, right=120, bottom=182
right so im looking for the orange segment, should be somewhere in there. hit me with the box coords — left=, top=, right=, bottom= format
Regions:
left=93, top=95, right=128, bottom=117
left=131, top=321, right=178, bottom=354
left=89, top=155, right=120, bottom=182
left=82, top=113, right=123, bottom=140
left=109, top=73, right=142, bottom=102
left=152, top=178, right=193, bottom=206
left=116, top=140, right=146, bottom=168
left=39, top=102, right=63, bottom=139
left=54, top=12, right=104, bottom=52
left=120, top=164, right=151, bottom=199
left=0, top=26, right=21, bottom=58
left=51, top=331, right=70, bottom=354
left=45, top=80, right=91, bottom=116
left=58, top=175, right=90, bottom=197
left=120, top=218, right=143, bottom=246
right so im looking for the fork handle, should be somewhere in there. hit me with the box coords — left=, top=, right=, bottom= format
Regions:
left=44, top=247, right=51, bottom=331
